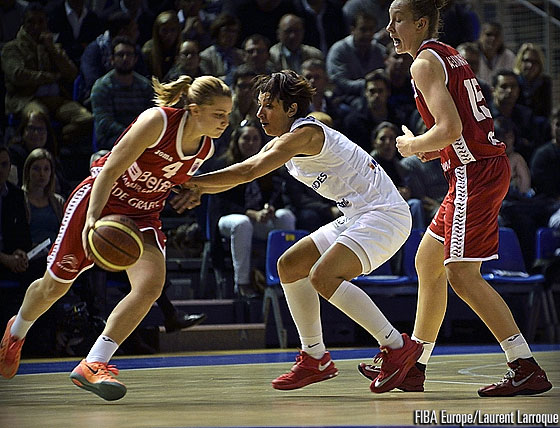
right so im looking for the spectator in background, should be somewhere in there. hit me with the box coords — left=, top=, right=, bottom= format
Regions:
left=0, top=0, right=27, bottom=49
left=80, top=11, right=147, bottom=104
left=207, top=120, right=296, bottom=298
left=164, top=39, right=203, bottom=81
left=22, top=148, right=65, bottom=250
left=91, top=0, right=154, bottom=46
left=513, top=43, right=552, bottom=118
left=342, top=69, right=409, bottom=151
left=292, top=0, right=347, bottom=55
left=91, top=36, right=154, bottom=150
left=476, top=22, right=516, bottom=84
left=439, top=0, right=479, bottom=48
left=176, top=0, right=212, bottom=51
left=142, top=10, right=181, bottom=80
left=491, top=69, right=547, bottom=162
left=342, top=0, right=391, bottom=43
left=384, top=44, right=415, bottom=127
left=0, top=146, right=32, bottom=286
left=301, top=59, right=340, bottom=129
left=369, top=121, right=424, bottom=230
left=228, top=65, right=259, bottom=130
left=48, top=0, right=102, bottom=66
left=199, top=13, right=245, bottom=85
left=243, top=34, right=275, bottom=75
left=2, top=3, right=93, bottom=145
left=221, top=0, right=296, bottom=48
left=456, top=42, right=492, bottom=103
left=326, top=12, right=385, bottom=108
left=269, top=14, right=323, bottom=75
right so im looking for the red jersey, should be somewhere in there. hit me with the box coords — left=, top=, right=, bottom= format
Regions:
left=413, top=40, right=505, bottom=173
left=89, top=106, right=214, bottom=223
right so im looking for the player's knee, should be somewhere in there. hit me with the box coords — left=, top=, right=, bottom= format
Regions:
left=37, top=277, right=70, bottom=302
left=446, top=264, right=478, bottom=297
left=277, top=252, right=306, bottom=283
left=307, top=263, right=331, bottom=296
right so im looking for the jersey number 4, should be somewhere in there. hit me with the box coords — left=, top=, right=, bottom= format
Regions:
left=464, top=78, right=492, bottom=122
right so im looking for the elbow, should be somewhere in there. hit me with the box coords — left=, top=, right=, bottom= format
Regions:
left=444, top=122, right=463, bottom=143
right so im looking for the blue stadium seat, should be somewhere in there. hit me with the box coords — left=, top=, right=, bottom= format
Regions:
left=263, top=229, right=308, bottom=348
left=481, top=227, right=552, bottom=341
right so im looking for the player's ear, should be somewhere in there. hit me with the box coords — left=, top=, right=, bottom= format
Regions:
left=287, top=102, right=298, bottom=118
left=188, top=103, right=200, bottom=116
left=416, top=17, right=427, bottom=31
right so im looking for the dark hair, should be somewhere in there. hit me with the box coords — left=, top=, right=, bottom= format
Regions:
left=111, top=35, right=135, bottom=55
left=365, top=68, right=391, bottom=87
left=209, top=13, right=240, bottom=40
left=402, top=0, right=447, bottom=39
left=13, top=109, right=58, bottom=156
left=0, top=145, right=9, bottom=159
left=107, top=11, right=133, bottom=39
left=492, top=69, right=519, bottom=87
left=232, top=64, right=259, bottom=88
left=456, top=42, right=480, bottom=56
left=254, top=70, right=315, bottom=119
left=373, top=121, right=399, bottom=140
left=24, top=2, right=46, bottom=18
left=243, top=33, right=271, bottom=50
left=351, top=11, right=377, bottom=28
left=223, top=118, right=263, bottom=165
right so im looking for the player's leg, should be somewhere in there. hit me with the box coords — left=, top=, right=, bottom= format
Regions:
left=70, top=232, right=165, bottom=401
left=1, top=273, right=73, bottom=378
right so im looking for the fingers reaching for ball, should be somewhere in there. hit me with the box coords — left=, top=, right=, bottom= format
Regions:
left=82, top=216, right=97, bottom=260
left=170, top=184, right=202, bottom=213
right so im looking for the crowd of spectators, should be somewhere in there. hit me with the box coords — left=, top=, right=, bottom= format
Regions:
left=1, top=0, right=557, bottom=302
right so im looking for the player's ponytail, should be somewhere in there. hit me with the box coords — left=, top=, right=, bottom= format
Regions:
left=152, top=75, right=193, bottom=107
left=152, top=75, right=231, bottom=108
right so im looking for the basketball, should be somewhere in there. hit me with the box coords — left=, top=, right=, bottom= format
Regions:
left=87, top=214, right=144, bottom=272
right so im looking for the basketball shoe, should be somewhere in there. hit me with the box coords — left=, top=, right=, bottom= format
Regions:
left=272, top=351, right=338, bottom=390
left=369, top=333, right=423, bottom=393
left=70, top=359, right=127, bottom=401
left=358, top=362, right=425, bottom=391
left=0, top=316, right=25, bottom=379
left=478, top=358, right=552, bottom=397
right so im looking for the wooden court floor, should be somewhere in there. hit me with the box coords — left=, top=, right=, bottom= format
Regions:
left=0, top=348, right=558, bottom=428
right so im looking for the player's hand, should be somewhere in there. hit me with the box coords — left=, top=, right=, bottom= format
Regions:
left=82, top=216, right=97, bottom=259
left=170, top=184, right=202, bottom=213
left=396, top=125, right=416, bottom=158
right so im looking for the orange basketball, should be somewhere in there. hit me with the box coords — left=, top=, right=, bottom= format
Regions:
left=87, top=214, right=144, bottom=272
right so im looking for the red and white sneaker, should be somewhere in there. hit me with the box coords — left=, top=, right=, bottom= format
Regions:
left=272, top=351, right=338, bottom=390
left=369, top=333, right=423, bottom=393
left=70, top=359, right=127, bottom=401
left=478, top=358, right=552, bottom=397
left=358, top=362, right=425, bottom=391
left=0, top=316, right=25, bottom=379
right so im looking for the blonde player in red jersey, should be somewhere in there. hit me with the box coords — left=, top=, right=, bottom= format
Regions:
left=0, top=75, right=232, bottom=400
left=359, top=0, right=552, bottom=397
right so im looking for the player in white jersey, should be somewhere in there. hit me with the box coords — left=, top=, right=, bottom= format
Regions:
left=174, top=70, right=422, bottom=393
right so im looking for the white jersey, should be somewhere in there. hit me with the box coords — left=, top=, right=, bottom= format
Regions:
left=285, top=116, right=409, bottom=218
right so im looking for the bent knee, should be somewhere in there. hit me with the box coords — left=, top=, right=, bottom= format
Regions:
left=277, top=253, right=309, bottom=284
left=446, top=263, right=482, bottom=296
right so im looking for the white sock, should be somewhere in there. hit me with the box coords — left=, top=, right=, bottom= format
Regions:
left=328, top=280, right=402, bottom=348
left=412, top=334, right=435, bottom=365
left=86, top=335, right=119, bottom=363
left=10, top=309, right=35, bottom=339
left=281, top=277, right=326, bottom=359
left=500, top=333, right=532, bottom=362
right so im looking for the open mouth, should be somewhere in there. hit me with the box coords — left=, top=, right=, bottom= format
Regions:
left=392, top=37, right=402, bottom=48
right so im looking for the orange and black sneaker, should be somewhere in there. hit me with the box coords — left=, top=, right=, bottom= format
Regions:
left=0, top=316, right=25, bottom=379
left=358, top=362, right=425, bottom=391
left=70, top=359, right=127, bottom=401
left=272, top=351, right=338, bottom=390
left=369, top=333, right=423, bottom=393
left=478, top=358, right=552, bottom=397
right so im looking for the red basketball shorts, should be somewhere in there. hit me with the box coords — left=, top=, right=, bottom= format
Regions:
left=47, top=181, right=167, bottom=283
left=427, top=155, right=510, bottom=265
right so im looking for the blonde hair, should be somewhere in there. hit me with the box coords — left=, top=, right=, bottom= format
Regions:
left=513, top=43, right=545, bottom=77
left=149, top=10, right=181, bottom=79
left=152, top=75, right=232, bottom=108
left=22, top=148, right=56, bottom=196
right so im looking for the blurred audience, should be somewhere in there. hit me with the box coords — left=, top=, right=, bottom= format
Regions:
left=0, top=0, right=27, bottom=49
left=326, top=11, right=385, bottom=107
left=142, top=10, right=181, bottom=80
left=2, top=2, right=93, bottom=145
left=48, top=0, right=102, bottom=66
left=301, top=58, right=340, bottom=128
left=92, top=0, right=154, bottom=45
left=80, top=11, right=148, bottom=103
left=90, top=36, right=154, bottom=150
left=439, top=0, right=479, bottom=48
left=164, top=39, right=203, bottom=81
left=342, top=0, right=391, bottom=43
left=476, top=21, right=516, bottom=84
left=269, top=14, right=323, bottom=74
left=176, top=0, right=212, bottom=51
left=242, top=34, right=275, bottom=75
left=199, top=13, right=244, bottom=85
left=513, top=42, right=552, bottom=118
left=456, top=41, right=492, bottom=103
left=292, top=0, right=347, bottom=55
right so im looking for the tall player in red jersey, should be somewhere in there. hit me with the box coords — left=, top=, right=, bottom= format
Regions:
left=360, top=0, right=551, bottom=397
left=0, top=75, right=232, bottom=400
